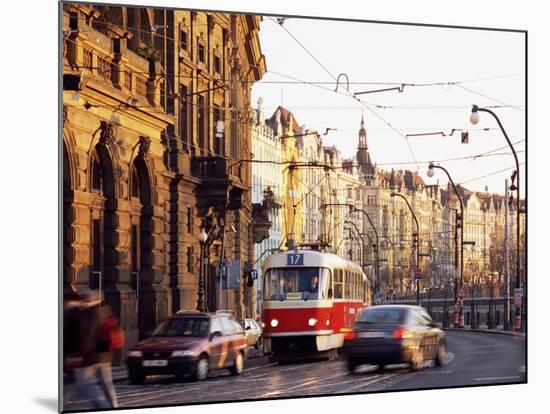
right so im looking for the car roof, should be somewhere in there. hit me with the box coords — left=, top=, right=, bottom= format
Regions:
left=367, top=305, right=420, bottom=311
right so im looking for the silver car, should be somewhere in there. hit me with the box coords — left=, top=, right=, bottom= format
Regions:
left=243, top=318, right=263, bottom=349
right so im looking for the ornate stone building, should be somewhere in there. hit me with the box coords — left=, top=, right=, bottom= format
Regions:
left=62, top=3, right=266, bottom=354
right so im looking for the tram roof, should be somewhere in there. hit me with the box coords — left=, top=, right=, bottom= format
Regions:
left=262, top=249, right=364, bottom=274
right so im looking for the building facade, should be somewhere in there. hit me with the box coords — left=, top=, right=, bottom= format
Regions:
left=62, top=4, right=266, bottom=355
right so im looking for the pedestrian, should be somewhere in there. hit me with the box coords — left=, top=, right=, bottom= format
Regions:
left=70, top=291, right=121, bottom=409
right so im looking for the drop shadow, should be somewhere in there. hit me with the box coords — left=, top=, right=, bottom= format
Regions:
left=34, top=398, right=58, bottom=412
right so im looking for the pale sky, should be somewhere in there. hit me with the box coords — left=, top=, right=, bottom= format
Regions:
left=251, top=16, right=526, bottom=197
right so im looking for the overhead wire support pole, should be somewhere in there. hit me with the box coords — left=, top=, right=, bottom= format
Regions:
left=390, top=192, right=420, bottom=304
left=428, top=163, right=464, bottom=328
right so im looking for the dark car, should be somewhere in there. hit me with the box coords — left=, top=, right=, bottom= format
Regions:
left=343, top=305, right=446, bottom=373
left=126, top=311, right=248, bottom=384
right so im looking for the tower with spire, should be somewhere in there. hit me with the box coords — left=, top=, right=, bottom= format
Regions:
left=356, top=113, right=376, bottom=185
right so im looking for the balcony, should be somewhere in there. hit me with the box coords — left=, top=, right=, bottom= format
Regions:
left=191, top=156, right=248, bottom=211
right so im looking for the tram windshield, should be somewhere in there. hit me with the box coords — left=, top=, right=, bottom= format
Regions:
left=264, top=267, right=331, bottom=301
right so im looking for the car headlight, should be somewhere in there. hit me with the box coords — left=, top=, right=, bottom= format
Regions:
left=128, top=350, right=143, bottom=358
left=270, top=319, right=279, bottom=328
left=171, top=350, right=197, bottom=357
left=308, top=318, right=317, bottom=327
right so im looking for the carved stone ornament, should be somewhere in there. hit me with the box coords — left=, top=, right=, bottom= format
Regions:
left=138, top=135, right=151, bottom=158
left=99, top=121, right=116, bottom=146
left=201, top=206, right=224, bottom=242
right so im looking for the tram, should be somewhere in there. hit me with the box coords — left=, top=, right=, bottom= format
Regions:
left=261, top=249, right=371, bottom=359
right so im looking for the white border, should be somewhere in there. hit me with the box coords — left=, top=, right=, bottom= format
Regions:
left=2, top=1, right=547, bottom=413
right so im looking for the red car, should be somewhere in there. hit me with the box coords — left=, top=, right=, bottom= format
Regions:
left=126, top=311, right=248, bottom=384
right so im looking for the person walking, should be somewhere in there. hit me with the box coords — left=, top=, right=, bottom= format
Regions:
left=71, top=291, right=121, bottom=409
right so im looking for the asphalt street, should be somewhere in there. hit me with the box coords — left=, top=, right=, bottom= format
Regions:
left=63, top=330, right=526, bottom=411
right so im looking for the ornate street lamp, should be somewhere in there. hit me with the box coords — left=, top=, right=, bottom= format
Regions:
left=470, top=105, right=523, bottom=331
left=197, top=228, right=208, bottom=312
left=427, top=163, right=465, bottom=328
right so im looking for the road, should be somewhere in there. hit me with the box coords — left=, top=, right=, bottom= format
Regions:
left=63, top=331, right=526, bottom=411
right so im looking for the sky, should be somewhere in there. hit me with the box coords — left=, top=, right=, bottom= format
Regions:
left=251, top=16, right=526, bottom=197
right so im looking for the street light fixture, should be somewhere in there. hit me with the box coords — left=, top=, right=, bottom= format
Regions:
left=197, top=228, right=208, bottom=312
left=470, top=104, right=523, bottom=331
left=427, top=162, right=465, bottom=328
left=390, top=191, right=420, bottom=305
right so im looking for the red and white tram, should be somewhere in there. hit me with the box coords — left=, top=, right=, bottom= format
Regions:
left=261, top=249, right=371, bottom=359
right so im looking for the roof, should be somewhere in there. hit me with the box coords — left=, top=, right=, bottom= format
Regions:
left=269, top=106, right=302, bottom=134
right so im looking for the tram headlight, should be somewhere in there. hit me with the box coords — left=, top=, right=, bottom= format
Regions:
left=270, top=319, right=279, bottom=328
left=308, top=318, right=317, bottom=327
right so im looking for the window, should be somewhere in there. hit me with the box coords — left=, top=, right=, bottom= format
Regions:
left=180, top=30, right=188, bottom=51
left=214, top=55, right=221, bottom=74
left=333, top=269, right=343, bottom=299
left=152, top=317, right=209, bottom=338
left=213, top=105, right=222, bottom=155
left=198, top=43, right=205, bottom=63
left=180, top=84, right=191, bottom=149
left=91, top=155, right=102, bottom=191
left=198, top=95, right=207, bottom=153
left=347, top=187, right=353, bottom=199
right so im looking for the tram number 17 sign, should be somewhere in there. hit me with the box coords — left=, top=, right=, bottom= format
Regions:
left=287, top=253, right=304, bottom=265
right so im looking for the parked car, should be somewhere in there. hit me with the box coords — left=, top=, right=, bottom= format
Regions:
left=343, top=305, right=446, bottom=373
left=243, top=318, right=262, bottom=349
left=126, top=311, right=248, bottom=384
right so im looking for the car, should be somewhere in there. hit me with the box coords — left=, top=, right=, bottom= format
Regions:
left=243, top=318, right=262, bottom=349
left=343, top=305, right=446, bottom=373
left=126, top=311, right=248, bottom=384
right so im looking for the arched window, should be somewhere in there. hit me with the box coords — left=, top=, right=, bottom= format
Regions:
left=131, top=166, right=140, bottom=199
left=90, top=151, right=103, bottom=192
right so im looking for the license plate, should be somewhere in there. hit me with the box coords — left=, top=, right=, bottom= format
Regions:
left=143, top=360, right=168, bottom=367
left=358, top=332, right=385, bottom=338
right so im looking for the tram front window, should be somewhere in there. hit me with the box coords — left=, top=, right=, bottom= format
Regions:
left=264, top=268, right=330, bottom=301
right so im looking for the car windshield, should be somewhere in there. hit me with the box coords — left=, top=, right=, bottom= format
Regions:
left=264, top=267, right=330, bottom=301
left=357, top=308, right=407, bottom=324
left=152, top=317, right=209, bottom=338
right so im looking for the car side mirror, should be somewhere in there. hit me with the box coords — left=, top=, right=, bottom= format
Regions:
left=245, top=326, right=251, bottom=330
left=210, top=330, right=222, bottom=341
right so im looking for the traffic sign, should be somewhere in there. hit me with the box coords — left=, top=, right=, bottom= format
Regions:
left=514, top=288, right=523, bottom=307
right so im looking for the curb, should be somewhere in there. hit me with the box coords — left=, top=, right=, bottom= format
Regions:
left=444, top=327, right=525, bottom=337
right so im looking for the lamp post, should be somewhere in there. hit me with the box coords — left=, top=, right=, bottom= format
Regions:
left=390, top=192, right=420, bottom=305
left=197, top=228, right=208, bottom=312
left=427, top=163, right=464, bottom=328
left=470, top=105, right=522, bottom=331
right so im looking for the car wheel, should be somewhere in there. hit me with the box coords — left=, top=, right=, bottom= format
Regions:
left=435, top=342, right=446, bottom=367
left=193, top=356, right=209, bottom=381
left=129, top=371, right=145, bottom=385
left=230, top=352, right=244, bottom=375
left=410, top=348, right=424, bottom=371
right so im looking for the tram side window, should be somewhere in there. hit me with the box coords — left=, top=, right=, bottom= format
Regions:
left=344, top=270, right=351, bottom=299
left=333, top=269, right=343, bottom=299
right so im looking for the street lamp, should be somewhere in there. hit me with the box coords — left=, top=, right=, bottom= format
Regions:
left=427, top=162, right=465, bottom=328
left=197, top=228, right=208, bottom=312
left=390, top=191, right=420, bottom=305
left=470, top=104, right=523, bottom=331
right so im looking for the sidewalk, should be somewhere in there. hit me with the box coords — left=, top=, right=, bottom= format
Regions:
left=444, top=326, right=525, bottom=337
